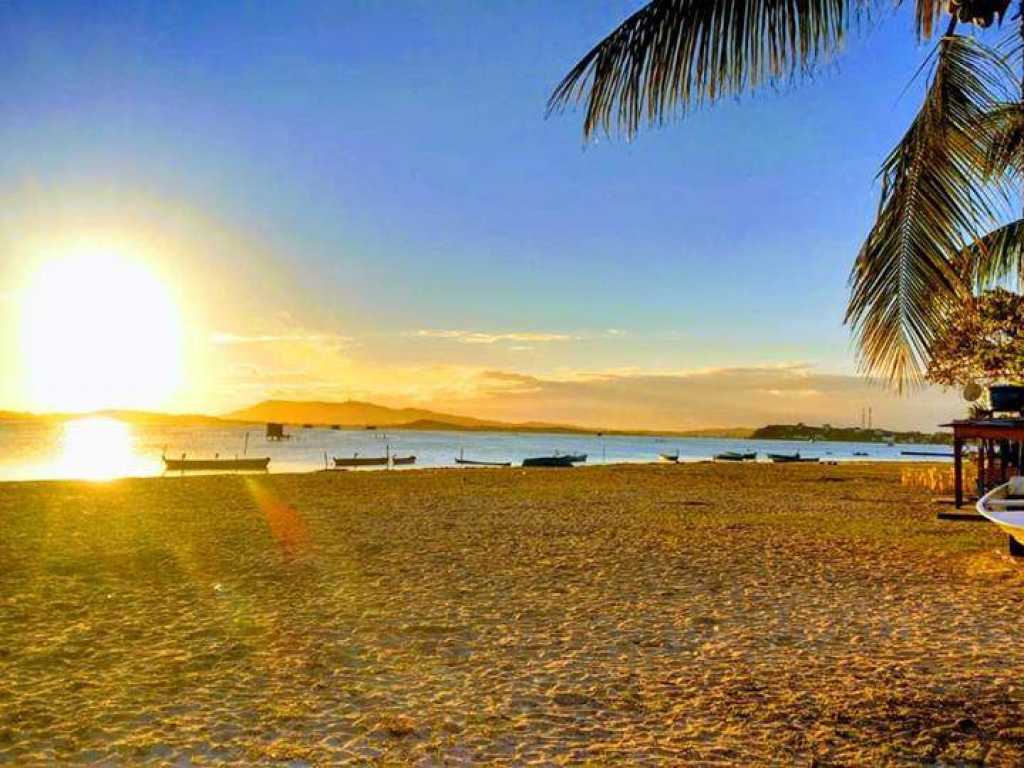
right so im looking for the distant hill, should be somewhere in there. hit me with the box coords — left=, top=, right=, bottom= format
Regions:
left=752, top=423, right=951, bottom=445
left=0, top=397, right=759, bottom=438
left=225, top=399, right=572, bottom=431
left=224, top=399, right=755, bottom=437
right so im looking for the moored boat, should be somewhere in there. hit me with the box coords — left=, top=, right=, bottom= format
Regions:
left=715, top=451, right=757, bottom=461
left=659, top=452, right=679, bottom=462
left=333, top=454, right=415, bottom=467
left=563, top=453, right=587, bottom=464
left=163, top=455, right=270, bottom=472
left=522, top=456, right=575, bottom=468
left=333, top=455, right=389, bottom=467
left=767, top=452, right=818, bottom=463
left=455, top=458, right=512, bottom=467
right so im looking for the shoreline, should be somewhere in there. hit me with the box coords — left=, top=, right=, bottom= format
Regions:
left=0, top=455, right=955, bottom=487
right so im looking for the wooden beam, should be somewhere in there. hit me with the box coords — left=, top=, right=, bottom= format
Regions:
left=954, top=437, right=964, bottom=508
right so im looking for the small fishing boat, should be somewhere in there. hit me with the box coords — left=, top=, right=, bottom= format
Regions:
left=659, top=452, right=680, bottom=462
left=522, top=456, right=575, bottom=468
left=455, top=450, right=511, bottom=467
left=563, top=453, right=587, bottom=464
left=900, top=450, right=955, bottom=458
left=715, top=451, right=757, bottom=461
left=163, top=455, right=270, bottom=472
left=977, top=477, right=1024, bottom=554
left=391, top=455, right=416, bottom=466
left=853, top=451, right=870, bottom=457
left=333, top=455, right=389, bottom=467
left=767, top=452, right=818, bottom=463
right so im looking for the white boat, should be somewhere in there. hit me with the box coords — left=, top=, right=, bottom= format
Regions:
left=976, top=477, right=1024, bottom=555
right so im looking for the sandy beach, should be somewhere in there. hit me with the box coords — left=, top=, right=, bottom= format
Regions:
left=2, top=462, right=1023, bottom=765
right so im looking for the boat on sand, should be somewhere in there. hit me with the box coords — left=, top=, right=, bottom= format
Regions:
left=977, top=477, right=1024, bottom=554
left=659, top=452, right=679, bottom=462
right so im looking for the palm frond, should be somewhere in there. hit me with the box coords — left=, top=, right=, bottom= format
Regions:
left=980, top=102, right=1024, bottom=177
left=962, top=218, right=1024, bottom=287
left=846, top=35, right=1014, bottom=389
left=912, top=0, right=946, bottom=40
left=547, top=0, right=871, bottom=140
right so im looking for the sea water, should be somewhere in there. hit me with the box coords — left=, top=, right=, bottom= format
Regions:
left=0, top=417, right=954, bottom=482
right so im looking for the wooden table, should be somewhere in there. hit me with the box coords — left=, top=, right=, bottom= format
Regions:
left=942, top=419, right=1024, bottom=507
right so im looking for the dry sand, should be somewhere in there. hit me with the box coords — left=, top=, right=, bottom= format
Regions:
left=2, top=462, right=1024, bottom=765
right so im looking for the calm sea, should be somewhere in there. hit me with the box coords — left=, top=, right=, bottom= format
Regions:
left=0, top=417, right=953, bottom=482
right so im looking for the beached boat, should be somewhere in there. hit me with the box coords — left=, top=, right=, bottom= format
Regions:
left=562, top=453, right=587, bottom=464
left=900, top=450, right=955, bottom=458
left=977, top=478, right=1024, bottom=554
left=333, top=454, right=415, bottom=467
left=659, top=452, right=680, bottom=462
left=522, top=456, right=575, bottom=468
left=767, top=452, right=818, bottom=463
left=455, top=450, right=511, bottom=467
left=715, top=451, right=756, bottom=461
left=163, top=455, right=270, bottom=472
left=455, top=457, right=512, bottom=467
left=333, top=455, right=389, bottom=467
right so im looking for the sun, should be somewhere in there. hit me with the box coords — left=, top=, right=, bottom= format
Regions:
left=18, top=248, right=184, bottom=412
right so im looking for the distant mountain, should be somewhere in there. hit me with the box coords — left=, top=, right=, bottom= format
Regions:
left=225, top=399, right=560, bottom=430
left=224, top=399, right=754, bottom=437
left=0, top=398, right=757, bottom=438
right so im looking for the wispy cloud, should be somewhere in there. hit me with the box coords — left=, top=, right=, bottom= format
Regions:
left=210, top=331, right=353, bottom=346
left=407, top=329, right=575, bottom=345
left=460, top=364, right=960, bottom=432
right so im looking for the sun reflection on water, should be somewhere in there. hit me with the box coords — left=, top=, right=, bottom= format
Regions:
left=53, top=417, right=151, bottom=481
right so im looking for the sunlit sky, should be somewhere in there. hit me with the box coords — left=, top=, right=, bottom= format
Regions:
left=0, top=1, right=972, bottom=429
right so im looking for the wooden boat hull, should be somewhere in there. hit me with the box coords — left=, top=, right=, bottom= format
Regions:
left=332, top=455, right=416, bottom=467
left=455, top=458, right=512, bottom=467
left=522, top=456, right=575, bottom=468
left=767, top=453, right=818, bottom=463
left=163, top=457, right=270, bottom=472
left=977, top=479, right=1024, bottom=544
left=334, top=456, right=389, bottom=467
left=658, top=453, right=679, bottom=462
left=715, top=452, right=757, bottom=461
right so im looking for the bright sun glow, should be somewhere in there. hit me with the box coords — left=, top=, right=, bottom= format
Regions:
left=53, top=416, right=155, bottom=481
left=19, top=249, right=183, bottom=412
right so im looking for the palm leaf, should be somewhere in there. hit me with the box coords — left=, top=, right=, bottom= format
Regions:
left=846, top=35, right=1014, bottom=389
left=963, top=218, right=1024, bottom=287
left=912, top=0, right=945, bottom=40
left=979, top=102, right=1024, bottom=177
left=547, top=0, right=872, bottom=140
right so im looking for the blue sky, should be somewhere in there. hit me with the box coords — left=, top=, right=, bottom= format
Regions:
left=0, top=2, right=971, bottom=428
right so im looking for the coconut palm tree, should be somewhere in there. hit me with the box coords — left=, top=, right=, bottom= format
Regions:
left=548, top=0, right=1022, bottom=390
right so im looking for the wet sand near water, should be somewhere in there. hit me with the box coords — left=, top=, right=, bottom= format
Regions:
left=1, top=462, right=1023, bottom=765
